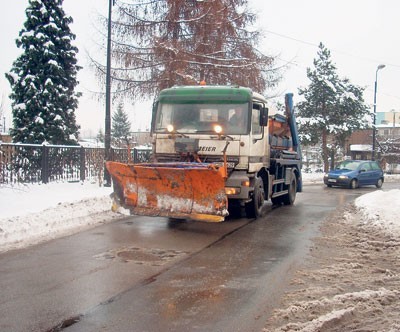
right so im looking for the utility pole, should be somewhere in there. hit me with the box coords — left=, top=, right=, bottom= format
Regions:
left=104, top=0, right=115, bottom=187
left=372, top=64, right=385, bottom=161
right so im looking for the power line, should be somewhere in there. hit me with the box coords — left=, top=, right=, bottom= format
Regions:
left=264, top=29, right=400, bottom=69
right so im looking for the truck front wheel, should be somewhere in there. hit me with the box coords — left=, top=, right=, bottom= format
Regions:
left=245, top=177, right=266, bottom=219
left=282, top=174, right=297, bottom=205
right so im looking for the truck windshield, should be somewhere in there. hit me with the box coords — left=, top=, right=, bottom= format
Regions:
left=154, top=103, right=249, bottom=135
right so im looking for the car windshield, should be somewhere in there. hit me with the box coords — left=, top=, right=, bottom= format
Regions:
left=154, top=103, right=249, bottom=135
left=336, top=161, right=360, bottom=171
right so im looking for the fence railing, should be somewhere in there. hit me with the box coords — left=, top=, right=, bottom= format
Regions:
left=0, top=143, right=152, bottom=184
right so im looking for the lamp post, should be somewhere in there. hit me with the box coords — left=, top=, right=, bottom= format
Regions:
left=372, top=64, right=385, bottom=161
left=104, top=0, right=115, bottom=187
left=390, top=109, right=396, bottom=139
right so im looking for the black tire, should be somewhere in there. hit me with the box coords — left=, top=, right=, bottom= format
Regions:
left=227, top=201, right=242, bottom=219
left=327, top=184, right=332, bottom=188
left=376, top=178, right=383, bottom=188
left=282, top=174, right=297, bottom=205
left=245, top=177, right=265, bottom=219
left=271, top=196, right=283, bottom=206
left=349, top=179, right=358, bottom=189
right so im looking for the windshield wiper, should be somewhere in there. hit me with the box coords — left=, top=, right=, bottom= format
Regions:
left=194, top=130, right=214, bottom=134
left=209, top=134, right=234, bottom=141
left=157, top=128, right=189, bottom=138
left=173, top=130, right=189, bottom=138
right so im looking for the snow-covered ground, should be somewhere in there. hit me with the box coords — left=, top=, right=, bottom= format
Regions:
left=0, top=181, right=125, bottom=252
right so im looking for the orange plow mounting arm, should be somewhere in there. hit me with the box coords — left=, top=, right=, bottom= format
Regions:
left=105, top=161, right=229, bottom=222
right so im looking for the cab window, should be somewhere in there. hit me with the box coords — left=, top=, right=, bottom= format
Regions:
left=251, top=108, right=262, bottom=136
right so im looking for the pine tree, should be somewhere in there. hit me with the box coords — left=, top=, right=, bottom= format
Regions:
left=95, top=0, right=279, bottom=100
left=112, top=103, right=131, bottom=146
left=297, top=43, right=369, bottom=171
left=96, top=128, right=105, bottom=144
left=5, top=0, right=81, bottom=145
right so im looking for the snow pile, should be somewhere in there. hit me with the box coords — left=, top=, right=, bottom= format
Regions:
left=301, top=172, right=324, bottom=183
left=0, top=182, right=124, bottom=252
left=272, top=288, right=399, bottom=332
left=355, top=189, right=400, bottom=236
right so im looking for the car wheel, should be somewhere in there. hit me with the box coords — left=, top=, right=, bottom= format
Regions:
left=376, top=178, right=383, bottom=188
left=349, top=179, right=358, bottom=189
left=326, top=184, right=332, bottom=188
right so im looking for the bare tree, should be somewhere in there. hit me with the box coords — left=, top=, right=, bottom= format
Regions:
left=94, top=0, right=280, bottom=100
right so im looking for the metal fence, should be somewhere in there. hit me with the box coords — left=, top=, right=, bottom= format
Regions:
left=0, top=143, right=152, bottom=184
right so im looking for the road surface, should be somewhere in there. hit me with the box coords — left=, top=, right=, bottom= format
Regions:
left=1, top=183, right=394, bottom=332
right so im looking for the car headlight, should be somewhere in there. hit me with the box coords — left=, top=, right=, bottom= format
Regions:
left=338, top=175, right=348, bottom=179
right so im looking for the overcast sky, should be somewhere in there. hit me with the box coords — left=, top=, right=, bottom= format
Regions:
left=1, top=0, right=400, bottom=137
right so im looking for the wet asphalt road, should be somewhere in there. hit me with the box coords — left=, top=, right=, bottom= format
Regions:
left=0, top=183, right=398, bottom=332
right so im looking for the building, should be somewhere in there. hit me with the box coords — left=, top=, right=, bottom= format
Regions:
left=376, top=110, right=400, bottom=139
left=131, top=130, right=151, bottom=147
left=345, top=111, right=400, bottom=172
left=346, top=129, right=373, bottom=160
left=0, top=133, right=12, bottom=143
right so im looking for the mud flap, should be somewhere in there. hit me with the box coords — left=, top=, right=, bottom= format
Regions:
left=105, top=162, right=229, bottom=222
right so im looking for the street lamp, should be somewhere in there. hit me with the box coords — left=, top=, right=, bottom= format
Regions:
left=372, top=64, right=385, bottom=161
left=390, top=109, right=397, bottom=139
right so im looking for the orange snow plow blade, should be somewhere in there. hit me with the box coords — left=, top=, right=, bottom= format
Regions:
left=105, top=162, right=228, bottom=222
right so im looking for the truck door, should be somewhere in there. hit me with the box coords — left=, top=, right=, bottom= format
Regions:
left=249, top=103, right=267, bottom=167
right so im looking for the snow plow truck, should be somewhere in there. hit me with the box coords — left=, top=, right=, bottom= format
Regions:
left=106, top=85, right=302, bottom=222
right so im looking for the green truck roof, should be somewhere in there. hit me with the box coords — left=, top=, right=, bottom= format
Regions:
left=158, top=85, right=266, bottom=104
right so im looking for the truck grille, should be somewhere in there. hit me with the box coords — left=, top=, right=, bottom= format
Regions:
left=155, top=154, right=238, bottom=168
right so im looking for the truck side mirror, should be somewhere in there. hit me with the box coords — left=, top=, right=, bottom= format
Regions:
left=259, top=107, right=269, bottom=126
left=150, top=101, right=159, bottom=133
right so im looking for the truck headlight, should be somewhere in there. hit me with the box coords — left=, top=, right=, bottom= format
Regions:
left=167, top=124, right=174, bottom=133
left=225, top=187, right=241, bottom=195
left=214, top=124, right=223, bottom=134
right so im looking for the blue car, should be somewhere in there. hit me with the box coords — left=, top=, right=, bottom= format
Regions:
left=324, top=160, right=384, bottom=189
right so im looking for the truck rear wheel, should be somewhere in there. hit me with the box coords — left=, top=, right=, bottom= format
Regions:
left=245, top=177, right=265, bottom=219
left=282, top=174, right=297, bottom=205
left=271, top=195, right=283, bottom=205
